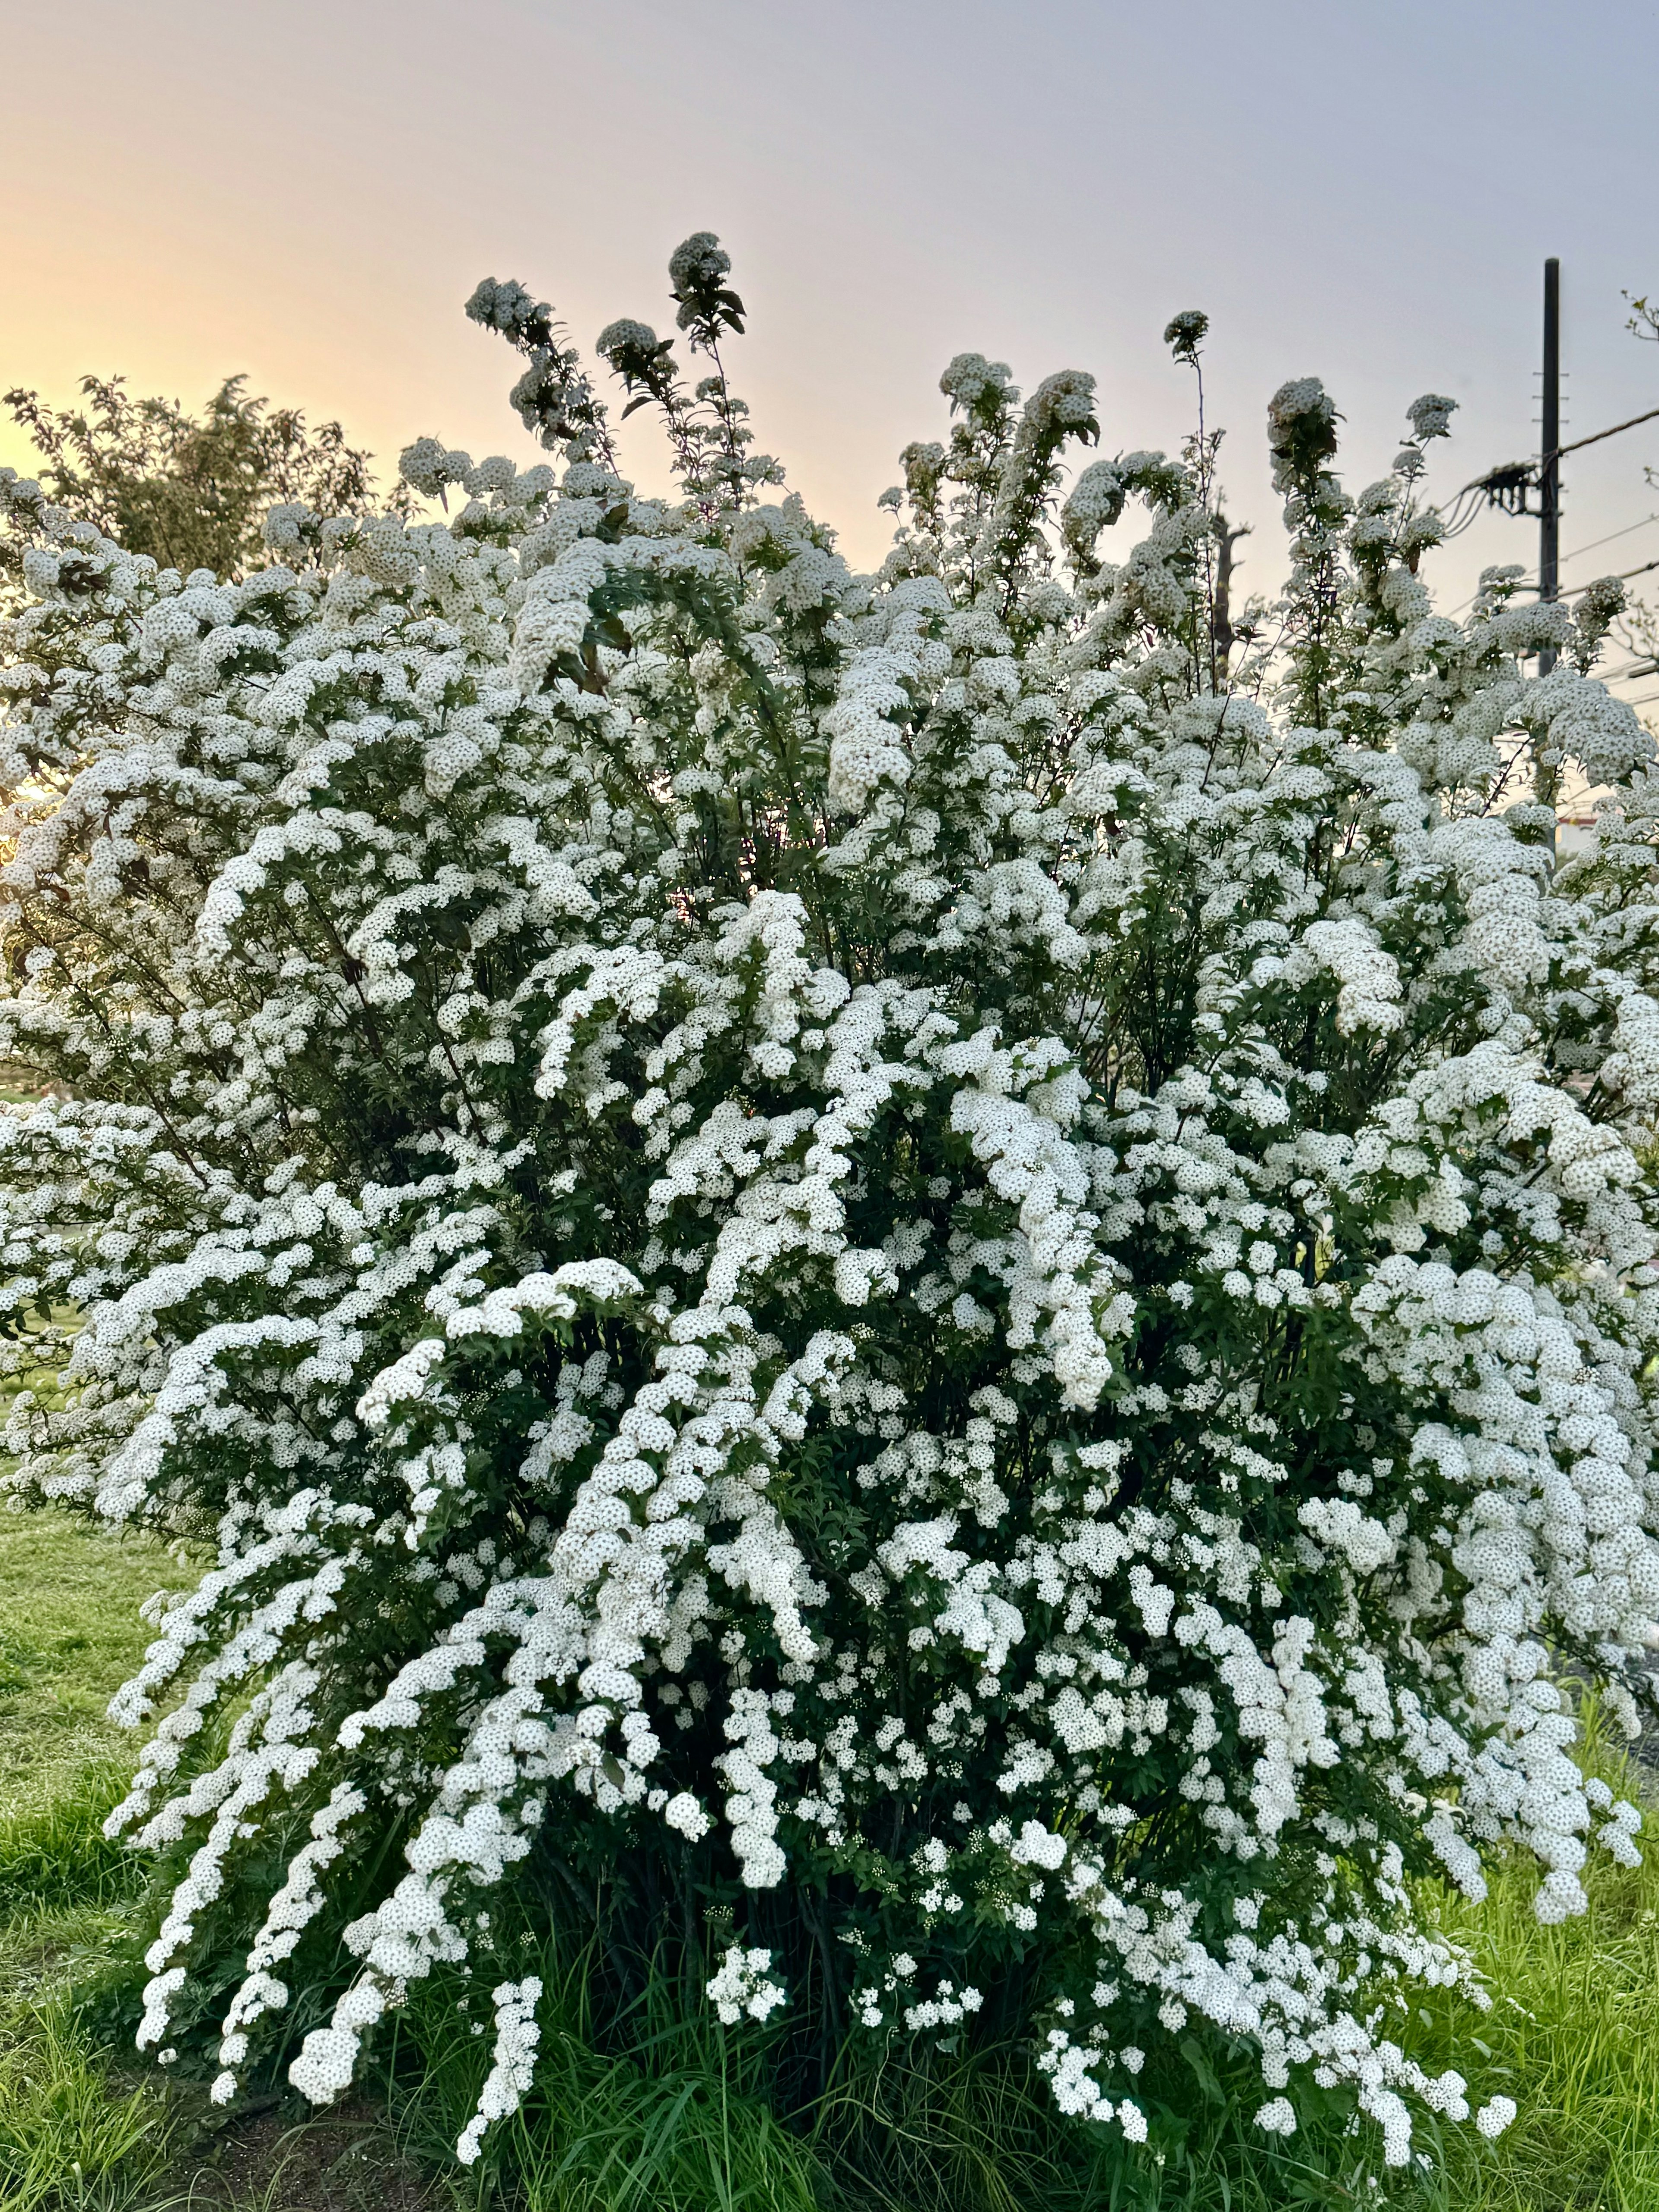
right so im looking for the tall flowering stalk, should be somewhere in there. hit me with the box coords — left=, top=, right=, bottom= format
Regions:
left=1, top=240, right=1658, bottom=2177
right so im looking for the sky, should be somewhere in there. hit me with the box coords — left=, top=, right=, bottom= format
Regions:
left=6, top=0, right=1659, bottom=710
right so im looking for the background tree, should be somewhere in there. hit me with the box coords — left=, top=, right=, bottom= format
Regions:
left=3, top=373, right=405, bottom=580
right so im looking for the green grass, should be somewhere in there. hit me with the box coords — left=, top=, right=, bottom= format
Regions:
left=390, top=1952, right=829, bottom=2212
left=1410, top=1717, right=1659, bottom=2212
left=0, top=1988, right=175, bottom=2212
left=2, top=1503, right=1659, bottom=2209
left=0, top=1504, right=182, bottom=1822
left=0, top=1508, right=181, bottom=2209
left=0, top=1510, right=442, bottom=2212
left=384, top=1734, right=1659, bottom=2212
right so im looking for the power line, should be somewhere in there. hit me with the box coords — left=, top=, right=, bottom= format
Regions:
left=1572, top=555, right=1659, bottom=595
left=1446, top=553, right=1659, bottom=623
left=1555, top=404, right=1659, bottom=462
left=1562, top=512, right=1659, bottom=565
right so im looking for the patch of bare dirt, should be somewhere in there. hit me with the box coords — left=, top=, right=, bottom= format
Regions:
left=171, top=2096, right=443, bottom=2212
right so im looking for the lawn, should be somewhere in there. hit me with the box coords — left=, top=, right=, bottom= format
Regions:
left=0, top=1508, right=434, bottom=2212
left=0, top=1507, right=183, bottom=1818
left=2, top=1503, right=1657, bottom=2212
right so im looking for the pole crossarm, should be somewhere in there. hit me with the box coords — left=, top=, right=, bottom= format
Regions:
left=1448, top=405, right=1659, bottom=519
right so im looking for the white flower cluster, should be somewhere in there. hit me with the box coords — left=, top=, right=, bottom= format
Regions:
left=455, top=1977, right=542, bottom=2164
left=706, top=1943, right=788, bottom=2025
left=2, top=246, right=1657, bottom=2182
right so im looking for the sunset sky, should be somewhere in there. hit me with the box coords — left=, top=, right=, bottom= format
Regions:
left=7, top=0, right=1659, bottom=684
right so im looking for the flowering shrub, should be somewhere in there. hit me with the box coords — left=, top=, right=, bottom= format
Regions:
left=2, top=236, right=1659, bottom=2177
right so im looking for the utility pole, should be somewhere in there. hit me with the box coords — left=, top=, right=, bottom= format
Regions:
left=1539, top=256, right=1560, bottom=678
left=1452, top=260, right=1659, bottom=677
